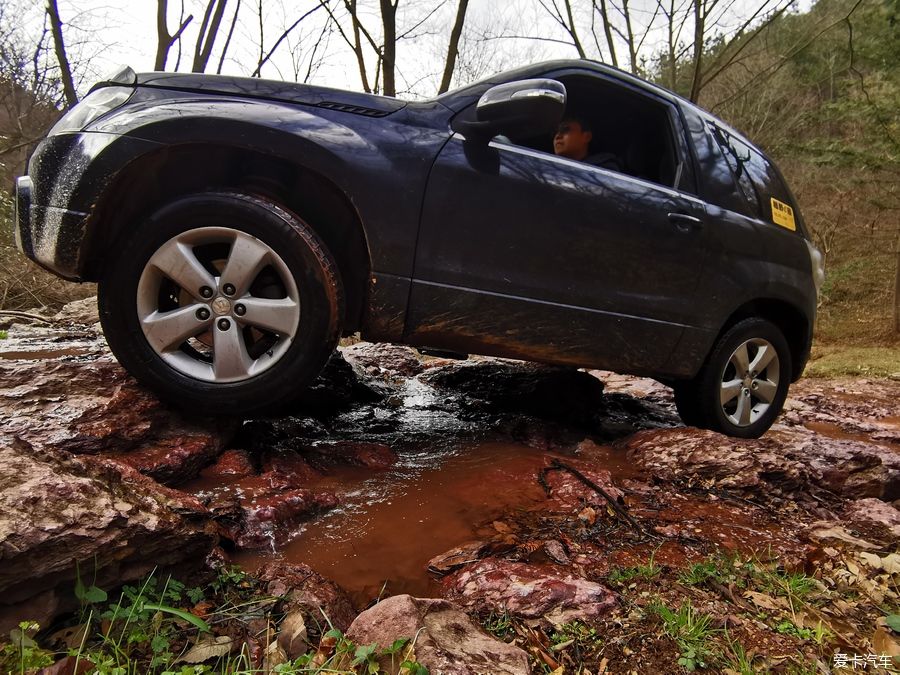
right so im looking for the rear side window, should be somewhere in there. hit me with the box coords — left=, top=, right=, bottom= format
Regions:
left=710, top=123, right=798, bottom=230
left=709, top=124, right=761, bottom=216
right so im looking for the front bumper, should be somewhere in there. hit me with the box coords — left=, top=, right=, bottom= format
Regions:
left=13, top=176, right=31, bottom=255
left=13, top=171, right=89, bottom=280
left=13, top=131, right=157, bottom=280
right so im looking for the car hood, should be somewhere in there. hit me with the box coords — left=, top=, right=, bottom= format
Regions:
left=135, top=72, right=408, bottom=117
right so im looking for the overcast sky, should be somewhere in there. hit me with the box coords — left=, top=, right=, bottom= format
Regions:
left=28, top=0, right=811, bottom=98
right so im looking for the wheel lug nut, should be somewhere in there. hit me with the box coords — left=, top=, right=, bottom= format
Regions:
left=234, top=304, right=246, bottom=316
left=223, top=283, right=236, bottom=296
left=217, top=318, right=231, bottom=331
left=200, top=286, right=213, bottom=298
left=196, top=307, right=210, bottom=320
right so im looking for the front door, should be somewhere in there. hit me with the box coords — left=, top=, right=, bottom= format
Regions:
left=406, top=94, right=710, bottom=374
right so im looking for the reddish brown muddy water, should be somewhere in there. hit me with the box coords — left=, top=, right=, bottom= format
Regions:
left=188, top=439, right=637, bottom=607
left=234, top=442, right=555, bottom=605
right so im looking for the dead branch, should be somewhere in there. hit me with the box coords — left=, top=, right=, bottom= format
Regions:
left=539, top=459, right=652, bottom=537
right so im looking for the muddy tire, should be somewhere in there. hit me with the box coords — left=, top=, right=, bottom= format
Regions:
left=692, top=318, right=791, bottom=438
left=99, top=192, right=343, bottom=415
left=672, top=381, right=704, bottom=428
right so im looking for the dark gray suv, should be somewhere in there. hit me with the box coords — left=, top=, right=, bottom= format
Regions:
left=13, top=60, right=824, bottom=437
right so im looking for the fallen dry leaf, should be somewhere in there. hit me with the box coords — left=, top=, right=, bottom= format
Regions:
left=47, top=623, right=88, bottom=650
left=178, top=635, right=233, bottom=664
left=277, top=611, right=308, bottom=659
left=35, top=655, right=94, bottom=675
left=873, top=626, right=900, bottom=659
left=263, top=640, right=288, bottom=672
left=859, top=552, right=900, bottom=575
left=808, top=524, right=876, bottom=550
left=743, top=591, right=789, bottom=611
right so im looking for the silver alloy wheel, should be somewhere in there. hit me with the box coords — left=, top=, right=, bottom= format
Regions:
left=718, top=337, right=780, bottom=427
left=136, top=226, right=300, bottom=383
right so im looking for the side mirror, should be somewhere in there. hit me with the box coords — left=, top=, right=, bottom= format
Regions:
left=459, top=79, right=566, bottom=141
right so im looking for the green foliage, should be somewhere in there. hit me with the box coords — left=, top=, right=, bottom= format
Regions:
left=608, top=547, right=663, bottom=585
left=74, top=561, right=108, bottom=605
left=211, top=565, right=249, bottom=593
left=548, top=621, right=603, bottom=655
left=722, top=631, right=759, bottom=675
left=481, top=610, right=514, bottom=641
left=678, top=561, right=721, bottom=586
left=0, top=621, right=55, bottom=672
left=754, top=567, right=818, bottom=602
left=0, top=330, right=7, bottom=339
left=886, top=614, right=900, bottom=632
left=285, top=628, right=426, bottom=674
left=651, top=600, right=718, bottom=672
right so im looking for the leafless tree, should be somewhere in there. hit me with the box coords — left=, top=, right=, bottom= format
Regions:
left=437, top=0, right=468, bottom=93
left=45, top=0, right=76, bottom=108
left=538, top=0, right=586, bottom=57
left=156, top=0, right=194, bottom=71
left=192, top=0, right=229, bottom=72
left=216, top=0, right=241, bottom=73
left=252, top=4, right=325, bottom=77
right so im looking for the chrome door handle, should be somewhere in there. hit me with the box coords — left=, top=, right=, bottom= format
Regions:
left=668, top=212, right=703, bottom=231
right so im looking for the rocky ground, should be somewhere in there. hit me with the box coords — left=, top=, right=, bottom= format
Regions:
left=1, top=298, right=899, bottom=674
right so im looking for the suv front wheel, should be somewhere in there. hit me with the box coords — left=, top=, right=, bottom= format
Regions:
left=99, top=192, right=344, bottom=415
left=674, top=318, right=791, bottom=438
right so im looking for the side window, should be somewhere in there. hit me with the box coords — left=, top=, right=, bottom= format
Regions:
left=709, top=123, right=798, bottom=227
left=681, top=105, right=748, bottom=215
left=496, top=73, right=692, bottom=192
left=709, top=124, right=762, bottom=217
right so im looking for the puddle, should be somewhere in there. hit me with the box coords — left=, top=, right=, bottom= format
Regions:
left=231, top=441, right=554, bottom=606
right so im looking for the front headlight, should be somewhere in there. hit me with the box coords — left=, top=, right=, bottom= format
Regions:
left=48, top=85, right=133, bottom=136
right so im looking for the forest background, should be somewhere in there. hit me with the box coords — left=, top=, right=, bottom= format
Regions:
left=0, top=0, right=897, bottom=374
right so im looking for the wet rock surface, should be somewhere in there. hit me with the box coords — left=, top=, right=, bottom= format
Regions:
left=2, top=298, right=900, bottom=667
left=0, top=433, right=217, bottom=633
left=443, top=558, right=618, bottom=625
left=0, top=347, right=233, bottom=485
left=257, top=561, right=357, bottom=632
left=346, top=595, right=531, bottom=675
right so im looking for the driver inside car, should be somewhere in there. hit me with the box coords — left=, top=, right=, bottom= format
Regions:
left=553, top=115, right=622, bottom=172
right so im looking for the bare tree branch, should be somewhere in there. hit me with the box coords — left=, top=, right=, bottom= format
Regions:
left=45, top=0, right=77, bottom=108
left=217, top=0, right=241, bottom=74
left=192, top=0, right=228, bottom=73
left=438, top=0, right=468, bottom=94
left=155, top=0, right=193, bottom=71
left=252, top=3, right=324, bottom=77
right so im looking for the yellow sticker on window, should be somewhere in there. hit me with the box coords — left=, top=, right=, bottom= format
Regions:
left=770, top=197, right=796, bottom=231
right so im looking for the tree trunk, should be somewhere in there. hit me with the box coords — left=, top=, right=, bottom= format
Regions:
left=438, top=0, right=469, bottom=94
left=217, top=0, right=242, bottom=74
left=379, top=0, right=397, bottom=97
left=156, top=0, right=193, bottom=71
left=45, top=0, right=77, bottom=109
left=595, top=0, right=618, bottom=67
left=344, top=0, right=371, bottom=93
left=192, top=0, right=228, bottom=73
left=622, top=0, right=638, bottom=73
left=155, top=0, right=171, bottom=70
left=688, top=0, right=705, bottom=102
left=563, top=0, right=586, bottom=58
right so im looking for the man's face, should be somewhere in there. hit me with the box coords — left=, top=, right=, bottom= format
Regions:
left=553, top=120, right=592, bottom=160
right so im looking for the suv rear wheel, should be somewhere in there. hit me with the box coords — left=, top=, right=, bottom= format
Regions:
left=99, top=192, right=343, bottom=415
left=676, top=318, right=791, bottom=438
